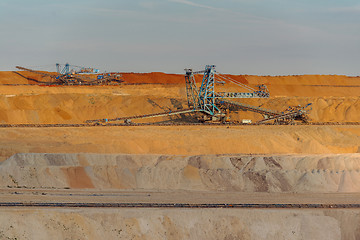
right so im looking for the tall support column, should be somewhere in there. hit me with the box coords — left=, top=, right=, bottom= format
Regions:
left=184, top=69, right=200, bottom=110
left=198, top=65, right=220, bottom=115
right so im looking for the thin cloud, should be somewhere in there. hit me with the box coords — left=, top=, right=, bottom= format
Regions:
left=168, top=0, right=226, bottom=11
left=168, top=0, right=284, bottom=24
left=139, top=1, right=157, bottom=9
left=327, top=5, right=360, bottom=13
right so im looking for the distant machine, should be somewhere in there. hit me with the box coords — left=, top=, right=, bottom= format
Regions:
left=56, top=63, right=100, bottom=75
left=16, top=63, right=123, bottom=85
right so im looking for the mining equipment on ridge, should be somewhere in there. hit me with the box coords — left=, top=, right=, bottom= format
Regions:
left=15, top=64, right=123, bottom=85
left=184, top=65, right=311, bottom=124
left=84, top=65, right=311, bottom=125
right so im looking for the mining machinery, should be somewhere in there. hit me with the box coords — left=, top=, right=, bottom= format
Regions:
left=185, top=65, right=310, bottom=124
left=85, top=65, right=310, bottom=125
left=15, top=64, right=123, bottom=85
left=56, top=63, right=100, bottom=75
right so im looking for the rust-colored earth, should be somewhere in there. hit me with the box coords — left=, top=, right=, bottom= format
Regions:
left=0, top=71, right=359, bottom=125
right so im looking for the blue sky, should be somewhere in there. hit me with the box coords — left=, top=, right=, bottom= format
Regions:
left=1, top=0, right=359, bottom=75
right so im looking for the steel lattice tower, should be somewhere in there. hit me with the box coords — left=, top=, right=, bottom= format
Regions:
left=198, top=65, right=220, bottom=115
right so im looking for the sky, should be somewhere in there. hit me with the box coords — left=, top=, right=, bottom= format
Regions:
left=0, top=0, right=359, bottom=75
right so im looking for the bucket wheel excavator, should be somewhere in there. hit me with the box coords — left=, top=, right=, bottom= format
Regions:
left=185, top=65, right=311, bottom=124
left=85, top=65, right=311, bottom=125
left=16, top=63, right=123, bottom=85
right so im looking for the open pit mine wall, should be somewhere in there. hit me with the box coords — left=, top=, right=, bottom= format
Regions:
left=2, top=153, right=360, bottom=239
left=0, top=71, right=360, bottom=124
left=2, top=153, right=360, bottom=192
left=2, top=207, right=360, bottom=240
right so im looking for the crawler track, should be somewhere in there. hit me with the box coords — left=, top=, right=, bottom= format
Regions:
left=1, top=202, right=360, bottom=208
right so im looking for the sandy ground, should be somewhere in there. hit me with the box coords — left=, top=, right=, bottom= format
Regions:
left=0, top=71, right=359, bottom=239
left=2, top=153, right=360, bottom=192
left=0, top=125, right=359, bottom=162
left=2, top=188, right=360, bottom=204
left=2, top=208, right=360, bottom=240
left=0, top=71, right=359, bottom=124
left=1, top=188, right=360, bottom=240
left=1, top=153, right=360, bottom=239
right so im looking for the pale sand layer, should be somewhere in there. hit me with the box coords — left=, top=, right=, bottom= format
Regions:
left=0, top=208, right=359, bottom=240
left=2, top=189, right=360, bottom=204
left=2, top=150, right=359, bottom=239
left=1, top=153, right=360, bottom=192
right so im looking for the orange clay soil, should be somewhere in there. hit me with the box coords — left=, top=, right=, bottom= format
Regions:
left=0, top=71, right=359, bottom=125
left=3, top=70, right=360, bottom=86
left=0, top=70, right=358, bottom=160
left=0, top=125, right=358, bottom=162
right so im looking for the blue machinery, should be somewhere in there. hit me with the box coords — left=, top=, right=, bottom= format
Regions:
left=85, top=64, right=310, bottom=125
left=196, top=65, right=220, bottom=115
left=16, top=64, right=122, bottom=85
left=16, top=63, right=310, bottom=124
left=185, top=65, right=309, bottom=123
left=55, top=63, right=102, bottom=82
left=198, top=65, right=219, bottom=116
left=55, top=63, right=121, bottom=83
left=56, top=63, right=100, bottom=75
left=84, top=64, right=310, bottom=125
left=56, top=63, right=70, bottom=75
left=185, top=65, right=270, bottom=118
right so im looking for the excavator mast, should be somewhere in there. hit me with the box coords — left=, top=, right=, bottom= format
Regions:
left=185, top=65, right=310, bottom=124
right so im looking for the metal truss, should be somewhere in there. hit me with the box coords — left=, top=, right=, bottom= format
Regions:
left=198, top=65, right=220, bottom=115
left=184, top=69, right=200, bottom=110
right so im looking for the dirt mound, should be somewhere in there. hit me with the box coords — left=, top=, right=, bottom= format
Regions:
left=1, top=207, right=356, bottom=240
left=4, top=70, right=360, bottom=85
left=122, top=72, right=183, bottom=84
left=0, top=88, right=358, bottom=124
left=0, top=125, right=358, bottom=162
left=2, top=153, right=360, bottom=192
left=0, top=83, right=186, bottom=124
left=0, top=71, right=186, bottom=85
left=245, top=74, right=360, bottom=87
left=0, top=71, right=359, bottom=124
left=0, top=71, right=30, bottom=84
left=233, top=97, right=360, bottom=122
left=0, top=71, right=55, bottom=85
left=0, top=125, right=359, bottom=162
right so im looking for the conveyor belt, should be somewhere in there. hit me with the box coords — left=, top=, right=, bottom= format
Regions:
left=15, top=66, right=56, bottom=78
left=85, top=108, right=198, bottom=123
left=256, top=110, right=307, bottom=124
